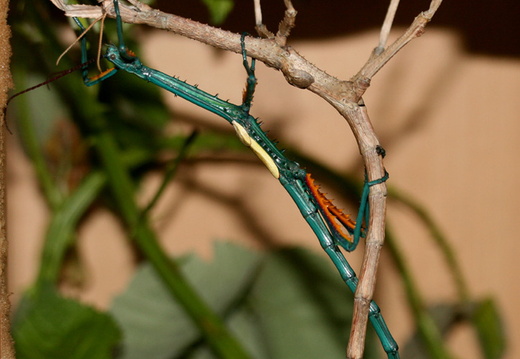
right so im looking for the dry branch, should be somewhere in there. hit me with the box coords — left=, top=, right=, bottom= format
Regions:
left=48, top=1, right=443, bottom=358
left=0, top=0, right=14, bottom=357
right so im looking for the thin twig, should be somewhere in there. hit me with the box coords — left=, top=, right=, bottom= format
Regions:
left=275, top=0, right=297, bottom=47
left=353, top=0, right=443, bottom=87
left=253, top=0, right=297, bottom=45
left=376, top=0, right=400, bottom=55
left=254, top=0, right=275, bottom=39
left=253, top=0, right=262, bottom=27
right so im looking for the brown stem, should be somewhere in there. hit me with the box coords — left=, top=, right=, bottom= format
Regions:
left=317, top=98, right=388, bottom=359
left=376, top=0, right=400, bottom=54
left=354, top=0, right=443, bottom=84
left=0, top=0, right=14, bottom=357
left=275, top=0, right=297, bottom=47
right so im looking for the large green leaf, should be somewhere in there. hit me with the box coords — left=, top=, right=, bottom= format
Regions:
left=12, top=283, right=121, bottom=359
left=245, top=247, right=362, bottom=359
left=110, top=242, right=262, bottom=359
left=111, top=242, right=380, bottom=359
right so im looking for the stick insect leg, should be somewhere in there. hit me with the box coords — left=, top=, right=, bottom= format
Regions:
left=112, top=0, right=132, bottom=58
left=353, top=171, right=389, bottom=246
left=73, top=16, right=118, bottom=86
left=73, top=0, right=135, bottom=86
left=240, top=33, right=257, bottom=114
left=368, top=300, right=400, bottom=359
left=303, top=171, right=397, bottom=357
left=312, top=217, right=399, bottom=359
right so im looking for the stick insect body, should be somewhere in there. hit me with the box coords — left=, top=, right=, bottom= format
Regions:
left=74, top=1, right=399, bottom=357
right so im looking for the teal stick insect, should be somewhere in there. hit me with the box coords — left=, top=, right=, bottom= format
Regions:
left=73, top=1, right=398, bottom=357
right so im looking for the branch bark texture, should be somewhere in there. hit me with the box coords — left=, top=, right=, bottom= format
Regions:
left=0, top=0, right=14, bottom=357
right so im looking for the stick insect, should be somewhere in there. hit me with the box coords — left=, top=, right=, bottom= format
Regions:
left=74, top=0, right=399, bottom=357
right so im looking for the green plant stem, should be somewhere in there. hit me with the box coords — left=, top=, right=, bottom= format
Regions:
left=37, top=171, right=106, bottom=284
left=34, top=133, right=198, bottom=286
left=388, top=187, right=470, bottom=302
left=385, top=228, right=455, bottom=359
left=141, top=130, right=198, bottom=216
left=13, top=71, right=63, bottom=209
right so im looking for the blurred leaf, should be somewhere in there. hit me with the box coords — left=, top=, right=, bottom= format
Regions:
left=200, top=0, right=234, bottom=24
left=401, top=300, right=507, bottom=359
left=12, top=283, right=121, bottom=359
left=472, top=298, right=506, bottom=359
left=246, top=247, right=372, bottom=359
left=9, top=72, right=66, bottom=147
left=401, top=302, right=461, bottom=359
left=96, top=70, right=170, bottom=153
left=160, top=131, right=249, bottom=155
left=111, top=243, right=380, bottom=359
left=110, top=242, right=262, bottom=359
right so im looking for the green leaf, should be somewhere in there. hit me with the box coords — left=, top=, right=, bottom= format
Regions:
left=110, top=242, right=262, bottom=359
left=472, top=298, right=506, bottom=359
left=201, top=0, right=234, bottom=24
left=12, top=283, right=121, bottom=359
left=401, top=300, right=507, bottom=359
left=246, top=247, right=360, bottom=359
left=111, top=243, right=380, bottom=359
left=400, top=302, right=460, bottom=359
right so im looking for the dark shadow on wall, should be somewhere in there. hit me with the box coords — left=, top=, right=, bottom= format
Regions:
left=157, top=0, right=520, bottom=58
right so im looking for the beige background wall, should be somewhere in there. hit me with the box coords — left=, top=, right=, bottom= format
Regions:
left=8, top=1, right=520, bottom=358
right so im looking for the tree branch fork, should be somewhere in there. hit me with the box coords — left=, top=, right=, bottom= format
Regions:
left=48, top=1, right=443, bottom=358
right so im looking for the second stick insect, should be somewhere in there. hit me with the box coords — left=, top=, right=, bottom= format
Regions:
left=73, top=0, right=399, bottom=358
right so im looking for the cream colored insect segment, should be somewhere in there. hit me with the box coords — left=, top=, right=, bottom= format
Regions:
left=232, top=121, right=280, bottom=179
